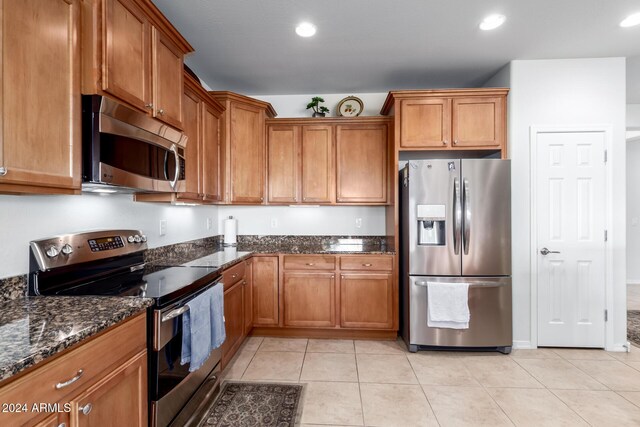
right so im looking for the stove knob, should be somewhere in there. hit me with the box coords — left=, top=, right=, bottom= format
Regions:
left=45, top=246, right=59, bottom=258
left=134, top=235, right=142, bottom=243
left=127, top=236, right=135, bottom=243
left=140, top=235, right=147, bottom=243
left=61, top=244, right=73, bottom=255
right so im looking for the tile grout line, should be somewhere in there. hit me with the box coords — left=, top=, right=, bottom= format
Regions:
left=547, top=388, right=594, bottom=426
left=405, top=352, right=442, bottom=427
left=354, top=348, right=366, bottom=427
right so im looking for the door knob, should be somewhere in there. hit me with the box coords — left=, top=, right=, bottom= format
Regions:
left=540, top=247, right=560, bottom=256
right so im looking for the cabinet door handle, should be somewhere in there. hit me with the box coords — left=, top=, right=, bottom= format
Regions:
left=341, top=275, right=345, bottom=279
left=145, top=103, right=153, bottom=109
left=306, top=263, right=315, bottom=266
left=242, top=280, right=247, bottom=286
left=79, top=403, right=92, bottom=416
left=442, top=140, right=447, bottom=145
left=331, top=275, right=335, bottom=279
left=362, top=263, right=373, bottom=267
left=0, top=167, right=6, bottom=176
left=55, top=369, right=84, bottom=389
left=158, top=109, right=165, bottom=115
left=453, top=140, right=458, bottom=145
left=232, top=273, right=238, bottom=279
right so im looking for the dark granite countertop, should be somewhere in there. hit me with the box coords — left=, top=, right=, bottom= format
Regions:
left=0, top=296, right=153, bottom=382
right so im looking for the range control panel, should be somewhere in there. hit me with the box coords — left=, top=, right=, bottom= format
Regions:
left=30, top=230, right=148, bottom=271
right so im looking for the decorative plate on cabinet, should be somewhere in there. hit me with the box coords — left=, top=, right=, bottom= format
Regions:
left=337, top=96, right=364, bottom=117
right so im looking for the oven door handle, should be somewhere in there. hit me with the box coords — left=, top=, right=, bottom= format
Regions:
left=162, top=305, right=189, bottom=322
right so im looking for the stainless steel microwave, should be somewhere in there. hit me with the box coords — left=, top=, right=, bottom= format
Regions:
left=82, top=95, right=187, bottom=193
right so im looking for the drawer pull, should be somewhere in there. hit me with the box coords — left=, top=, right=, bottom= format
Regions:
left=362, top=263, right=373, bottom=267
left=306, top=263, right=315, bottom=266
left=79, top=403, right=93, bottom=416
left=242, top=280, right=247, bottom=286
left=232, top=273, right=238, bottom=278
left=55, top=369, right=84, bottom=389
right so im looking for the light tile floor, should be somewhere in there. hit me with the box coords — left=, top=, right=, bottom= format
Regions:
left=628, top=284, right=640, bottom=310
left=221, top=336, right=640, bottom=426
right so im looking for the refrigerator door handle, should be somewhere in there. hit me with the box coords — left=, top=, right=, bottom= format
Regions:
left=453, top=177, right=462, bottom=255
left=463, top=178, right=471, bottom=255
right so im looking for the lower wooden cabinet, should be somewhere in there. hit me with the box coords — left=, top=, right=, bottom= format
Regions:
left=222, top=279, right=245, bottom=367
left=244, top=259, right=254, bottom=335
left=340, top=273, right=394, bottom=329
left=0, top=314, right=147, bottom=427
left=283, top=272, right=336, bottom=327
left=72, top=351, right=147, bottom=427
left=252, top=256, right=279, bottom=326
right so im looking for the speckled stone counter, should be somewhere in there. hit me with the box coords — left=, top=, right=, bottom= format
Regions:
left=0, top=296, right=153, bottom=382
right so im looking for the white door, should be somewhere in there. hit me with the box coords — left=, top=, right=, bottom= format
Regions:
left=536, top=131, right=606, bottom=347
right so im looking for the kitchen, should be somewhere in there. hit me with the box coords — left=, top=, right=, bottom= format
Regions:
left=0, top=0, right=638, bottom=426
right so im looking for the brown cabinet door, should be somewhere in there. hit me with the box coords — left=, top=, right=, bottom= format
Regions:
left=252, top=256, right=279, bottom=326
left=301, top=125, right=334, bottom=203
left=0, top=0, right=81, bottom=192
left=34, top=413, right=69, bottom=427
left=152, top=27, right=183, bottom=129
left=73, top=351, right=147, bottom=427
left=283, top=272, right=336, bottom=327
left=243, top=259, right=254, bottom=335
left=340, top=273, right=394, bottom=329
left=181, top=87, right=202, bottom=197
left=202, top=102, right=222, bottom=201
left=102, top=0, right=151, bottom=112
left=222, top=281, right=244, bottom=366
left=336, top=124, right=388, bottom=203
left=267, top=125, right=299, bottom=203
left=230, top=103, right=265, bottom=203
left=399, top=98, right=451, bottom=148
left=452, top=96, right=505, bottom=149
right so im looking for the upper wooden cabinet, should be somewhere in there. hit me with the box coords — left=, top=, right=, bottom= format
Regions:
left=380, top=89, right=508, bottom=155
left=266, top=117, right=391, bottom=206
left=134, top=72, right=224, bottom=205
left=82, top=0, right=193, bottom=129
left=210, top=91, right=277, bottom=205
left=0, top=0, right=82, bottom=195
left=336, top=123, right=390, bottom=203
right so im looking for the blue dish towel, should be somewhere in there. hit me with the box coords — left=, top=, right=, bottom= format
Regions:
left=181, top=285, right=226, bottom=372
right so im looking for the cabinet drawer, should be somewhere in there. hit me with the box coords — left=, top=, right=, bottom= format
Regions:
left=340, top=255, right=393, bottom=271
left=0, top=313, right=146, bottom=426
left=283, top=255, right=336, bottom=270
left=223, top=261, right=246, bottom=290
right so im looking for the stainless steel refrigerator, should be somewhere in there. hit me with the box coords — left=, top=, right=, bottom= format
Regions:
left=400, top=159, right=512, bottom=353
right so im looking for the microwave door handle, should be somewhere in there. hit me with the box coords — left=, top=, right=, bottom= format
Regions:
left=170, top=145, right=180, bottom=190
left=163, top=150, right=170, bottom=181
left=453, top=177, right=461, bottom=255
left=463, top=178, right=470, bottom=255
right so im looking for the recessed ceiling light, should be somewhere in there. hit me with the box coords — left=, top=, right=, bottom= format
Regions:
left=620, top=12, right=640, bottom=28
left=91, top=188, right=117, bottom=194
left=295, top=22, right=316, bottom=37
left=479, top=14, right=506, bottom=31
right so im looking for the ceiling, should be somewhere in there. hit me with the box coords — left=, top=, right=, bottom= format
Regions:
left=153, top=0, right=640, bottom=101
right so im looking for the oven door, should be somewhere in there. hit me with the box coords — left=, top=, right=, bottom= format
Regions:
left=150, top=278, right=223, bottom=427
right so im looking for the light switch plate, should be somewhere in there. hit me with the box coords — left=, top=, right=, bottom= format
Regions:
left=270, top=218, right=278, bottom=228
left=355, top=218, right=362, bottom=229
left=159, top=219, right=167, bottom=236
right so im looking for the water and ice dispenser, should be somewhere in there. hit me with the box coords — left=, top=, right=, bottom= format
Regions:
left=417, top=204, right=446, bottom=246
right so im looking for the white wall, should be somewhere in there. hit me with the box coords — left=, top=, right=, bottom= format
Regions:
left=486, top=58, right=627, bottom=350
left=252, top=92, right=388, bottom=118
left=218, top=205, right=385, bottom=236
left=629, top=104, right=640, bottom=129
left=0, top=194, right=218, bottom=279
left=627, top=138, right=640, bottom=284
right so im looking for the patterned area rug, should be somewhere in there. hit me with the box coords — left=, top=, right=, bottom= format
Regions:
left=198, top=382, right=304, bottom=427
left=628, top=311, right=640, bottom=346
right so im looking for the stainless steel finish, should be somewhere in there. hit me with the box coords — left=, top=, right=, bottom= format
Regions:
left=55, top=369, right=84, bottom=389
left=158, top=109, right=165, bottom=115
left=460, top=159, right=511, bottom=276
left=61, top=244, right=73, bottom=255
left=79, top=403, right=93, bottom=416
left=97, top=162, right=186, bottom=193
left=442, top=140, right=447, bottom=145
left=166, top=361, right=222, bottom=427
left=170, top=145, right=180, bottom=190
left=453, top=177, right=462, bottom=255
left=30, top=230, right=147, bottom=271
left=134, top=235, right=142, bottom=243
left=463, top=178, right=471, bottom=255
left=454, top=139, right=458, bottom=145
left=154, top=346, right=222, bottom=427
left=161, top=305, right=190, bottom=322
left=98, top=96, right=186, bottom=149
left=46, top=246, right=59, bottom=258
left=407, top=160, right=461, bottom=276
left=145, top=103, right=154, bottom=109
left=409, top=276, right=512, bottom=347
left=128, top=235, right=135, bottom=243
left=0, top=166, right=7, bottom=176
left=540, top=247, right=560, bottom=255
left=141, top=235, right=148, bottom=242
left=362, top=263, right=373, bottom=267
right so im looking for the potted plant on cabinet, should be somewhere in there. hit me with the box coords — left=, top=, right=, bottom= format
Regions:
left=306, top=96, right=330, bottom=117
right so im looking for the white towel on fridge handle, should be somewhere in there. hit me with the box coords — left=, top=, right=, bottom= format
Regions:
left=427, top=281, right=470, bottom=329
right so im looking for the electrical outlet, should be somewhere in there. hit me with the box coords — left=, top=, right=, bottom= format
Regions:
left=206, top=218, right=213, bottom=230
left=270, top=218, right=278, bottom=228
left=159, top=219, right=167, bottom=236
left=355, top=218, right=362, bottom=229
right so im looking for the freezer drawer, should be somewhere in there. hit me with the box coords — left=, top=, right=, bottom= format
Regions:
left=408, top=276, right=512, bottom=349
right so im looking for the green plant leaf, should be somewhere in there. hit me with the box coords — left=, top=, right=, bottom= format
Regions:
left=319, top=106, right=330, bottom=113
